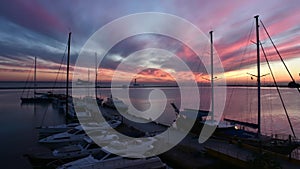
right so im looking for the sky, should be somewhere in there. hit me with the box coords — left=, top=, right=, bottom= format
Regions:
left=0, top=0, right=300, bottom=85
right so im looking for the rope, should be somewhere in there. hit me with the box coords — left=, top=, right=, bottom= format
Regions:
left=260, top=20, right=300, bottom=94
left=226, top=20, right=254, bottom=120
left=268, top=76, right=274, bottom=135
left=249, top=79, right=255, bottom=123
left=262, top=77, right=267, bottom=135
left=26, top=70, right=32, bottom=98
left=21, top=58, right=35, bottom=98
left=226, top=20, right=254, bottom=73
left=21, top=68, right=31, bottom=97
left=260, top=42, right=296, bottom=138
left=52, top=40, right=68, bottom=91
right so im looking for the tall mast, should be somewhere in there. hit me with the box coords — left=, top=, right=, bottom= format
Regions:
left=34, top=56, right=37, bottom=98
left=210, top=31, right=214, bottom=122
left=34, top=57, right=37, bottom=117
left=95, top=52, right=98, bottom=98
left=66, top=32, right=71, bottom=116
left=254, top=15, right=261, bottom=136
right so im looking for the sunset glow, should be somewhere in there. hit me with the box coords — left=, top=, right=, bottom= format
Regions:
left=0, top=0, right=299, bottom=85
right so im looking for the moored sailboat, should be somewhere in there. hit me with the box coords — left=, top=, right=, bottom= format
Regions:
left=56, top=151, right=167, bottom=169
left=200, top=31, right=235, bottom=131
left=25, top=138, right=102, bottom=167
left=223, top=15, right=300, bottom=155
left=170, top=31, right=235, bottom=135
left=20, top=57, right=53, bottom=103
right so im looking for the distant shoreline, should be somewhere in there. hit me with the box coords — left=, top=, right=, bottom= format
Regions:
left=0, top=84, right=296, bottom=90
left=0, top=85, right=179, bottom=90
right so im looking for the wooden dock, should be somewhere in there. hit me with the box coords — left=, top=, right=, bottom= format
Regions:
left=205, top=141, right=300, bottom=169
left=90, top=105, right=300, bottom=169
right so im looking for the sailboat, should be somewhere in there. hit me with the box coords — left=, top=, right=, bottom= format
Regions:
left=223, top=15, right=299, bottom=155
left=64, top=32, right=74, bottom=121
left=20, top=57, right=53, bottom=103
left=49, top=32, right=74, bottom=120
left=170, top=31, right=235, bottom=134
left=95, top=52, right=103, bottom=105
left=200, top=31, right=235, bottom=131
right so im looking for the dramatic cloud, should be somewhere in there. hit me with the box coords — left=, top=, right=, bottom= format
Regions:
left=0, top=0, right=299, bottom=83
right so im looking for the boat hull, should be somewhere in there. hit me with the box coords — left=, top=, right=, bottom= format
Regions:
left=21, top=97, right=53, bottom=103
left=216, top=129, right=300, bottom=155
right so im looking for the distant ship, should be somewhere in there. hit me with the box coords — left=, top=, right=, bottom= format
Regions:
left=76, top=78, right=93, bottom=85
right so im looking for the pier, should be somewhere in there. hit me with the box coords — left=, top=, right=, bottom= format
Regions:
left=94, top=104, right=300, bottom=169
left=204, top=139, right=300, bottom=169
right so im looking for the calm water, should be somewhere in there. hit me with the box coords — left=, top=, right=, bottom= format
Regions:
left=107, top=86, right=300, bottom=137
left=0, top=89, right=65, bottom=168
left=0, top=84, right=299, bottom=168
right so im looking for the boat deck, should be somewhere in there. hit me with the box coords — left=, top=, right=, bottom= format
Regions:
left=205, top=141, right=300, bottom=169
left=100, top=106, right=168, bottom=134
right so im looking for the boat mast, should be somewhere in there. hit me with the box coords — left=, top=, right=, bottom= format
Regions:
left=255, top=15, right=261, bottom=136
left=34, top=57, right=37, bottom=117
left=210, top=31, right=214, bottom=122
left=95, top=52, right=98, bottom=99
left=34, top=56, right=37, bottom=98
left=66, top=32, right=71, bottom=116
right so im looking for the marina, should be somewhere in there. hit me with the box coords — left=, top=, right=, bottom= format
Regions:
left=1, top=1, right=300, bottom=169
left=1, top=30, right=300, bottom=166
left=0, top=85, right=299, bottom=168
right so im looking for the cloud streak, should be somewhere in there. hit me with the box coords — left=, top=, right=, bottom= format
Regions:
left=0, top=0, right=299, bottom=83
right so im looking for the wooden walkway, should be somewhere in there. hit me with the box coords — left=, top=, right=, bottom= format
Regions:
left=205, top=141, right=300, bottom=169
left=94, top=106, right=300, bottom=169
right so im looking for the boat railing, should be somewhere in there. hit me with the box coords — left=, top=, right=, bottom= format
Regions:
left=269, top=133, right=299, bottom=142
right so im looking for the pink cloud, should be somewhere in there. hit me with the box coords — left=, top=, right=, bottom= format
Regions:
left=0, top=0, right=66, bottom=36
